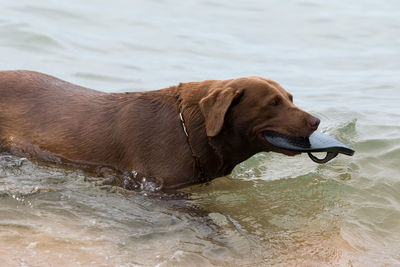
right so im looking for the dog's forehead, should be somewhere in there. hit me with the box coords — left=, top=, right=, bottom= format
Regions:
left=231, top=77, right=286, bottom=96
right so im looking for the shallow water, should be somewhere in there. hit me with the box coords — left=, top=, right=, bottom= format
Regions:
left=1, top=0, right=400, bottom=266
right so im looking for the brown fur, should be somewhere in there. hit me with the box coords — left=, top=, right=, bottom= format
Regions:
left=0, top=70, right=319, bottom=189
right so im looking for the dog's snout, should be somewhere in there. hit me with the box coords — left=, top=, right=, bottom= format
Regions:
left=307, top=116, right=320, bottom=130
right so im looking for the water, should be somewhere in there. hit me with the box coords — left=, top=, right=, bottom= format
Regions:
left=1, top=0, right=400, bottom=265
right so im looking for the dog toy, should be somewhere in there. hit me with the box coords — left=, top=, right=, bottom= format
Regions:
left=263, top=130, right=355, bottom=163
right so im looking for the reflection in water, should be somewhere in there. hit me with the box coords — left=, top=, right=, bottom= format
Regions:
left=0, top=155, right=264, bottom=266
left=0, top=153, right=346, bottom=266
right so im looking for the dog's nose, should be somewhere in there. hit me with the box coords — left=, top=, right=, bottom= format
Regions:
left=307, top=116, right=320, bottom=130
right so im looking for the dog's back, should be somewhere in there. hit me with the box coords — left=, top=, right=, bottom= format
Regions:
left=0, top=70, right=114, bottom=163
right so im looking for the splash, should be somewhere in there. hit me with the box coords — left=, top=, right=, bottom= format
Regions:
left=0, top=155, right=28, bottom=169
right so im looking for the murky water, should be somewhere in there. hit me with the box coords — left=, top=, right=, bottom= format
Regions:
left=1, top=0, right=400, bottom=266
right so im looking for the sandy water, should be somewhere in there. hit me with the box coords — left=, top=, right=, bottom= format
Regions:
left=1, top=0, right=400, bottom=266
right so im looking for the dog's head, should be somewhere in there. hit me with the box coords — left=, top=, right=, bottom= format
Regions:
left=199, top=77, right=320, bottom=156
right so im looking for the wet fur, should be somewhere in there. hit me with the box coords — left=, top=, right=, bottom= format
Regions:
left=0, top=70, right=318, bottom=189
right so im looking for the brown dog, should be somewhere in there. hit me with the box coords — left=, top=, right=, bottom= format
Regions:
left=0, top=70, right=320, bottom=190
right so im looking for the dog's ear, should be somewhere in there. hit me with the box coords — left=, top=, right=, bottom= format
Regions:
left=199, top=87, right=243, bottom=137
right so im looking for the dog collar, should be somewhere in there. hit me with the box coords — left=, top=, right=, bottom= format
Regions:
left=179, top=112, right=189, bottom=137
left=176, top=94, right=205, bottom=182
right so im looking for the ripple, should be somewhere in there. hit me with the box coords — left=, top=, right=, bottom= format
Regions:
left=0, top=22, right=64, bottom=52
left=74, top=72, right=138, bottom=83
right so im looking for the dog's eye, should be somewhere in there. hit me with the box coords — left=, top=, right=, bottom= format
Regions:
left=269, top=97, right=280, bottom=107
